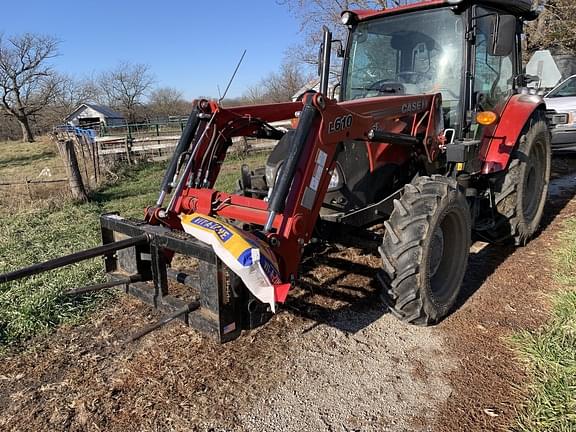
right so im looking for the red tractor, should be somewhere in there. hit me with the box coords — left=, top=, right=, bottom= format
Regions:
left=1, top=0, right=552, bottom=342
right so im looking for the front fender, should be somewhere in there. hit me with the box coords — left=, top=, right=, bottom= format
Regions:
left=480, top=94, right=546, bottom=174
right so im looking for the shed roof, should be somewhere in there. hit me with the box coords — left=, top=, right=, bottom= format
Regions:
left=64, top=103, right=125, bottom=122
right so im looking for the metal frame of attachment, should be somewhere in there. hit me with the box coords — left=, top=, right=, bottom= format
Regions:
left=100, top=214, right=249, bottom=343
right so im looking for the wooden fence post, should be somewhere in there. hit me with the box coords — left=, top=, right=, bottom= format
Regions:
left=91, top=138, right=99, bottom=185
left=77, top=136, right=91, bottom=188
left=24, top=177, right=32, bottom=200
left=56, top=139, right=88, bottom=202
left=124, top=137, right=133, bottom=165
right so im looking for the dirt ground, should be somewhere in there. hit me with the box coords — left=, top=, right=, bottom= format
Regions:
left=1, top=157, right=575, bottom=432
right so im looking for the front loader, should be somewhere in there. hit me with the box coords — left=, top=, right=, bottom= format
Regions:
left=0, top=0, right=552, bottom=342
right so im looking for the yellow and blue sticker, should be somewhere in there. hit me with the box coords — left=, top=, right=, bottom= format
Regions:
left=189, top=216, right=233, bottom=242
left=181, top=213, right=282, bottom=287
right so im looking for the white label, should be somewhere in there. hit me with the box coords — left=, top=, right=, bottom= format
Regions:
left=310, top=150, right=327, bottom=192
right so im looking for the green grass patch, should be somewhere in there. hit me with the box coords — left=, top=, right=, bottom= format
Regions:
left=0, top=203, right=105, bottom=344
left=512, top=219, right=576, bottom=432
left=214, top=152, right=268, bottom=192
left=0, top=152, right=268, bottom=348
left=92, top=162, right=167, bottom=218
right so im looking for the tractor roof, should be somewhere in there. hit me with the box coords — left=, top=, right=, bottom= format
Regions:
left=352, top=0, right=537, bottom=22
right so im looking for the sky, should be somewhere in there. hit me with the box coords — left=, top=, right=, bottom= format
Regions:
left=1, top=1, right=303, bottom=99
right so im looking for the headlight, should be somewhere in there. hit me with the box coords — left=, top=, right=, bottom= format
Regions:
left=328, top=164, right=345, bottom=191
left=266, top=162, right=285, bottom=190
left=547, top=111, right=569, bottom=126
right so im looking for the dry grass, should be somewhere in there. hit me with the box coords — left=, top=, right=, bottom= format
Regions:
left=0, top=137, right=66, bottom=179
left=0, top=138, right=69, bottom=212
left=0, top=138, right=270, bottom=213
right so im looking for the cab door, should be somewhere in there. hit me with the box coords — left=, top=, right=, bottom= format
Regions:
left=471, top=6, right=518, bottom=117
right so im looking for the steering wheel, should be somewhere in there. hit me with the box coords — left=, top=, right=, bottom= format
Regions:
left=365, top=80, right=406, bottom=94
left=397, top=71, right=428, bottom=84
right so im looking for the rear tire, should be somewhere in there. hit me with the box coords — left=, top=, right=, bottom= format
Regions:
left=491, top=113, right=551, bottom=245
left=378, top=176, right=471, bottom=325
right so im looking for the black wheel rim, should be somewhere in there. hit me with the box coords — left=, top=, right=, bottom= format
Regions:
left=429, top=210, right=468, bottom=305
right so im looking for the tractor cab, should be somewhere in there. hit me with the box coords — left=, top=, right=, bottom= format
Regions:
left=247, top=0, right=542, bottom=224
left=340, top=0, right=536, bottom=139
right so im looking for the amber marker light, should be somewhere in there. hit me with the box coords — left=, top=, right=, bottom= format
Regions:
left=476, top=111, right=499, bottom=126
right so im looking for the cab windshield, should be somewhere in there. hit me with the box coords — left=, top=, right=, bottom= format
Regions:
left=343, top=8, right=465, bottom=128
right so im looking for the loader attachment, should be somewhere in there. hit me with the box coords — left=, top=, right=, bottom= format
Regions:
left=100, top=214, right=272, bottom=343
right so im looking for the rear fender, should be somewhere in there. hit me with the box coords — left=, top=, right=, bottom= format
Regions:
left=480, top=94, right=545, bottom=174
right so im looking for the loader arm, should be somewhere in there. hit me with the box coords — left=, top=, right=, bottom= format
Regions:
left=159, top=92, right=444, bottom=283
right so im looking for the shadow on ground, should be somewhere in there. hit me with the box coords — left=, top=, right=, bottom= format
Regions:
left=285, top=247, right=386, bottom=333
left=457, top=155, right=576, bottom=309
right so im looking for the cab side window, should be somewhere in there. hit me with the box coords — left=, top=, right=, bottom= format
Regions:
left=474, top=7, right=515, bottom=110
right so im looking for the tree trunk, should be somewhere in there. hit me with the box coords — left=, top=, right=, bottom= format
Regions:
left=16, top=115, right=35, bottom=143
left=56, top=139, right=89, bottom=202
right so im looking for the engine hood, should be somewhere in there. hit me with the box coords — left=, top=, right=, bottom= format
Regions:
left=544, top=97, right=576, bottom=113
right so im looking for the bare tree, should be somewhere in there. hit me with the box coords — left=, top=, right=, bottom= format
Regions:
left=0, top=114, right=20, bottom=141
left=262, top=61, right=312, bottom=102
left=279, top=0, right=420, bottom=31
left=0, top=33, right=60, bottom=142
left=278, top=0, right=420, bottom=65
left=525, top=0, right=576, bottom=55
left=34, top=74, right=98, bottom=128
left=55, top=76, right=98, bottom=114
left=96, top=62, right=155, bottom=122
left=242, top=84, right=268, bottom=104
left=148, top=87, right=190, bottom=119
left=241, top=59, right=311, bottom=103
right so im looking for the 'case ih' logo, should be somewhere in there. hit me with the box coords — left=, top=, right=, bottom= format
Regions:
left=401, top=100, right=428, bottom=113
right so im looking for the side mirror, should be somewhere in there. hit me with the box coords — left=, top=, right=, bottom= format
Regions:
left=514, top=73, right=540, bottom=89
left=490, top=14, right=516, bottom=57
left=331, top=83, right=341, bottom=100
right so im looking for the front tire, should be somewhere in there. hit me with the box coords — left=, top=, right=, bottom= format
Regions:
left=491, top=113, right=551, bottom=246
left=378, top=176, right=471, bottom=325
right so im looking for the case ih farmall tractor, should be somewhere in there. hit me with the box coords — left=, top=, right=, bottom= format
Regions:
left=1, top=0, right=551, bottom=342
